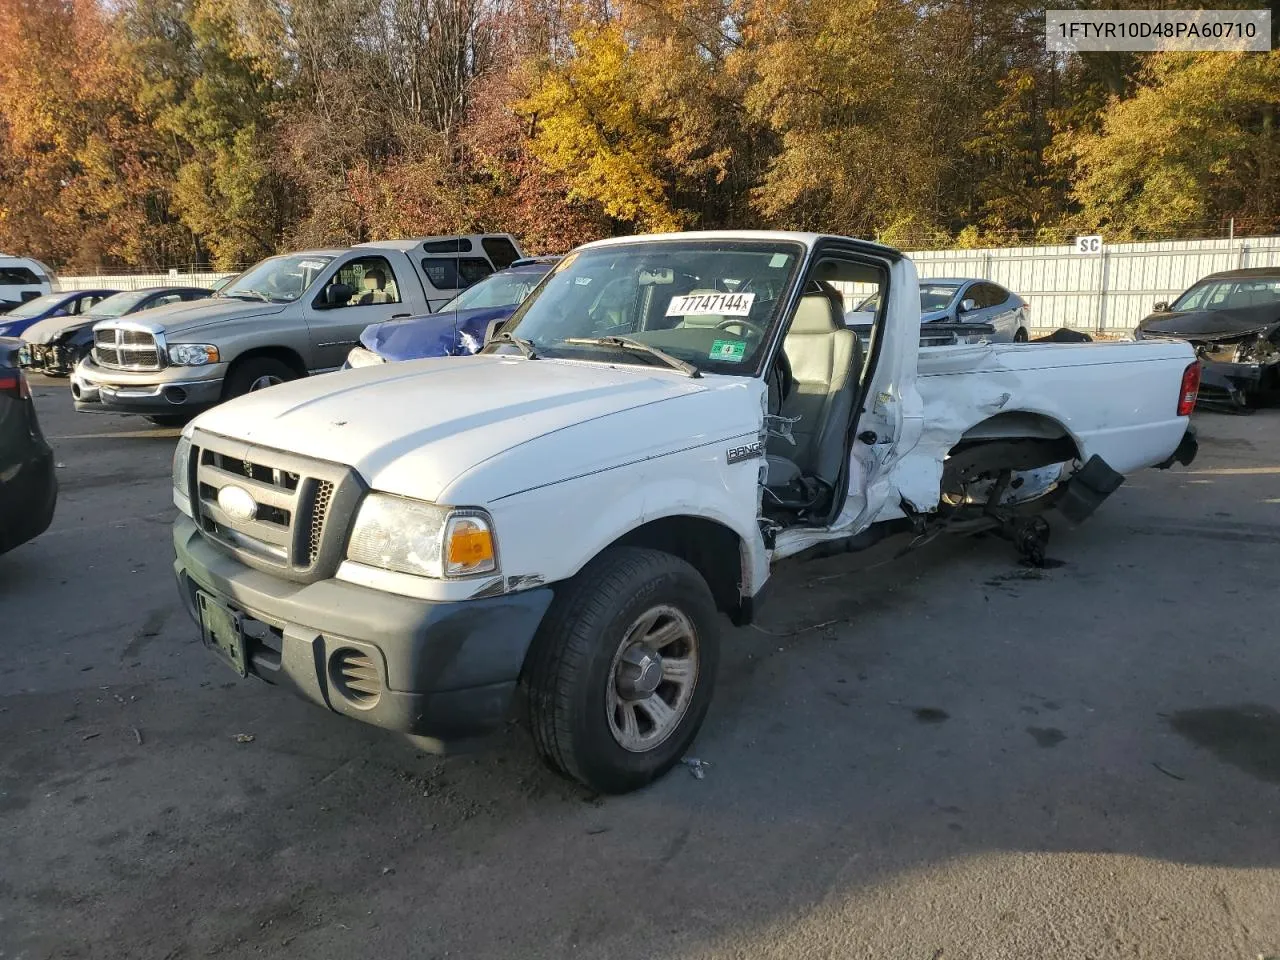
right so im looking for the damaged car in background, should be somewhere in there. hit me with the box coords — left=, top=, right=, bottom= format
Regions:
left=1135, top=267, right=1280, bottom=411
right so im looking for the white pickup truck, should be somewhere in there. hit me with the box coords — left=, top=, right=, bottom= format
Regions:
left=171, top=231, right=1200, bottom=794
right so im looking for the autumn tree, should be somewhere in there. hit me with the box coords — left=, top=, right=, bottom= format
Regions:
left=0, top=0, right=189, bottom=269
left=1065, top=51, right=1280, bottom=239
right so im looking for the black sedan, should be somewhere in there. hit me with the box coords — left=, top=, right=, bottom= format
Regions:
left=1135, top=268, right=1280, bottom=410
left=20, top=286, right=213, bottom=376
left=0, top=338, right=56, bottom=555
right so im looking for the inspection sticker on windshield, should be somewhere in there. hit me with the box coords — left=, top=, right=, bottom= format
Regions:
left=666, top=292, right=755, bottom=317
left=298, top=260, right=327, bottom=270
left=709, top=339, right=747, bottom=362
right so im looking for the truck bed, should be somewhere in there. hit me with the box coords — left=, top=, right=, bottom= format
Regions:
left=886, top=338, right=1196, bottom=514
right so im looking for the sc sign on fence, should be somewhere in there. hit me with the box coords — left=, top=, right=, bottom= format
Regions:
left=1075, top=235, right=1104, bottom=255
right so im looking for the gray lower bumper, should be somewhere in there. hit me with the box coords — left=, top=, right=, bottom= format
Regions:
left=172, top=515, right=554, bottom=740
left=73, top=368, right=224, bottom=414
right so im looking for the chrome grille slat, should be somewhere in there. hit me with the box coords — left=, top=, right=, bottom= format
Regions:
left=93, top=324, right=162, bottom=371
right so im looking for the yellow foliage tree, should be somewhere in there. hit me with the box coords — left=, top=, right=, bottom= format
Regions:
left=1064, top=52, right=1280, bottom=239
left=519, top=23, right=688, bottom=232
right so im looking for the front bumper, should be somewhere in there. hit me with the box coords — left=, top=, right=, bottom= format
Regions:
left=173, top=515, right=554, bottom=740
left=1196, top=359, right=1274, bottom=412
left=73, top=359, right=226, bottom=414
left=18, top=341, right=72, bottom=375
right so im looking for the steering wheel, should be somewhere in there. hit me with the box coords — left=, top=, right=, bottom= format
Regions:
left=714, top=318, right=767, bottom=339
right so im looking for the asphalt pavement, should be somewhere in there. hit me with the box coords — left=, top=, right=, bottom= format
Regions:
left=3, top=375, right=1279, bottom=959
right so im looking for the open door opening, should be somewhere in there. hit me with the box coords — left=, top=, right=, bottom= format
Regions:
left=761, top=255, right=889, bottom=532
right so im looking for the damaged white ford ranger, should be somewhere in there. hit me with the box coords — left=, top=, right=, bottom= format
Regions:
left=171, top=232, right=1200, bottom=793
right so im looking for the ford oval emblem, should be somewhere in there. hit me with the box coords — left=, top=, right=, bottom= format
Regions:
left=217, top=485, right=257, bottom=523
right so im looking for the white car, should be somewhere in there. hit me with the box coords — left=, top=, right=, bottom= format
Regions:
left=0, top=255, right=54, bottom=315
left=170, top=230, right=1200, bottom=794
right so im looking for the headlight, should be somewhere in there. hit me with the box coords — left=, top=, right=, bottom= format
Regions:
left=172, top=435, right=193, bottom=516
left=346, top=494, right=497, bottom=578
left=346, top=346, right=386, bottom=368
left=169, top=343, right=220, bottom=366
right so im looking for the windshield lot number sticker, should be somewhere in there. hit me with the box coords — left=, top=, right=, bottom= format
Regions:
left=709, top=339, right=747, bottom=362
left=666, top=292, right=755, bottom=317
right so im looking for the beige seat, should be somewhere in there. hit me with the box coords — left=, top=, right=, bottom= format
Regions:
left=767, top=282, right=863, bottom=491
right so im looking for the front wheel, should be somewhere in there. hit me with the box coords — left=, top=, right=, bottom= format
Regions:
left=522, top=547, right=721, bottom=794
left=222, top=357, right=297, bottom=401
left=1014, top=328, right=1029, bottom=343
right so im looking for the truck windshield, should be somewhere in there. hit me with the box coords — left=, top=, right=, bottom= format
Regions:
left=220, top=255, right=334, bottom=303
left=498, top=240, right=804, bottom=375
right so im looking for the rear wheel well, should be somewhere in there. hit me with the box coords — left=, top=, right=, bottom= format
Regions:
left=609, top=516, right=746, bottom=622
left=943, top=413, right=1082, bottom=501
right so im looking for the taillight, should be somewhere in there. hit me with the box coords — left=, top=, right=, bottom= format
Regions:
left=1177, top=361, right=1200, bottom=416
left=0, top=371, right=30, bottom=400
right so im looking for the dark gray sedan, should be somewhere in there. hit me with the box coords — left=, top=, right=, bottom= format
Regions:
left=847, top=278, right=1031, bottom=342
left=0, top=338, right=55, bottom=555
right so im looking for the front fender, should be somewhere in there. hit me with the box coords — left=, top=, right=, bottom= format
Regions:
left=486, top=438, right=767, bottom=596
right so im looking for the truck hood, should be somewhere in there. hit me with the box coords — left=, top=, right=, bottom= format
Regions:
left=127, top=298, right=287, bottom=336
left=191, top=355, right=737, bottom=503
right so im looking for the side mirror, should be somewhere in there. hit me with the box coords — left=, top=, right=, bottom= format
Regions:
left=484, top=318, right=505, bottom=345
left=317, top=282, right=355, bottom=308
left=959, top=298, right=977, bottom=313
left=1153, top=301, right=1170, bottom=313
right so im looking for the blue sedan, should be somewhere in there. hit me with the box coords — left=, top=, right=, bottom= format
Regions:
left=847, top=278, right=1030, bottom=342
left=345, top=257, right=560, bottom=367
left=0, top=289, right=117, bottom=339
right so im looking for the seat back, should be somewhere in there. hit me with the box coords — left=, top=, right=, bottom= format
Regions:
left=769, top=282, right=863, bottom=486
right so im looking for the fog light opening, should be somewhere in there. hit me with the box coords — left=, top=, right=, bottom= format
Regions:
left=164, top=386, right=188, bottom=405
left=328, top=647, right=382, bottom=708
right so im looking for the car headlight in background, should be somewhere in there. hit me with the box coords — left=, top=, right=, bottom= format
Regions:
left=346, top=346, right=386, bottom=368
left=168, top=343, right=220, bottom=366
left=172, top=434, right=193, bottom=516
left=346, top=493, right=497, bottom=578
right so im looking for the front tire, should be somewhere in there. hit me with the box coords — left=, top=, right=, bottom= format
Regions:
left=222, top=357, right=296, bottom=401
left=1014, top=328, right=1029, bottom=343
left=522, top=547, right=720, bottom=794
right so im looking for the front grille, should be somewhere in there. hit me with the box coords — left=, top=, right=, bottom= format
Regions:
left=188, top=429, right=364, bottom=583
left=329, top=648, right=381, bottom=705
left=94, top=326, right=161, bottom=370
